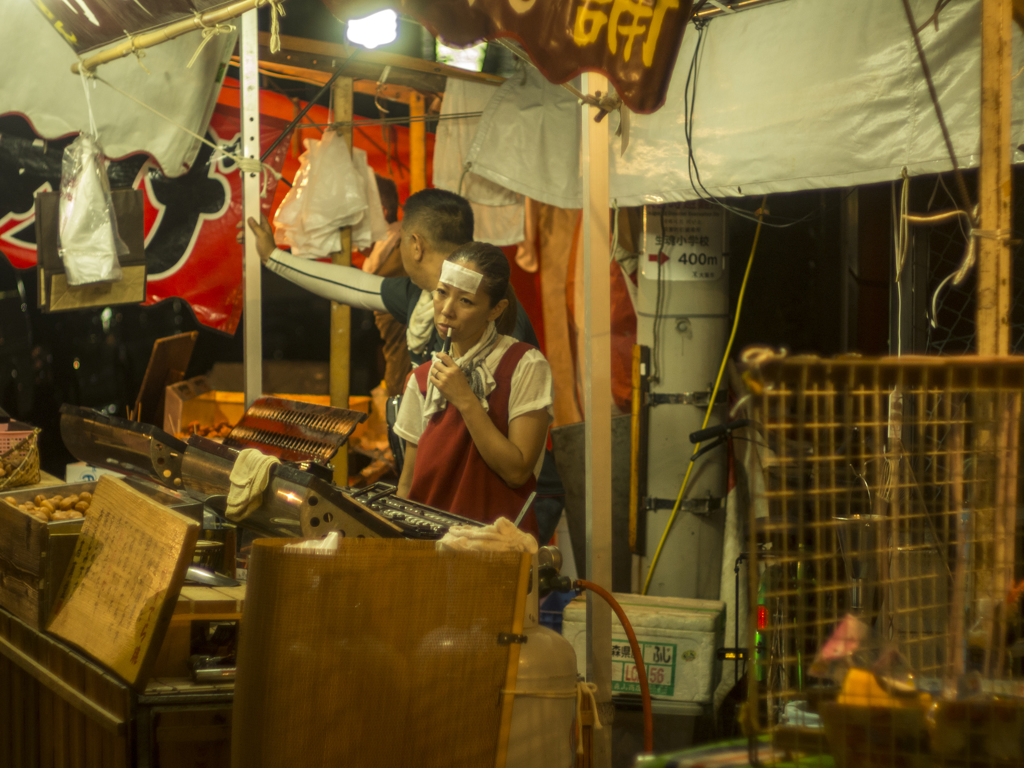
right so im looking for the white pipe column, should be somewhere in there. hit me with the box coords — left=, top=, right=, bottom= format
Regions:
left=640, top=206, right=729, bottom=599
left=581, top=72, right=613, bottom=768
left=240, top=9, right=263, bottom=406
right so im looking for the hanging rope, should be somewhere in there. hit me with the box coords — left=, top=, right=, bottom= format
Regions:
left=123, top=29, right=151, bottom=74
left=269, top=0, right=287, bottom=53
left=187, top=10, right=236, bottom=69
left=83, top=71, right=280, bottom=196
left=374, top=65, right=392, bottom=116
left=79, top=71, right=99, bottom=138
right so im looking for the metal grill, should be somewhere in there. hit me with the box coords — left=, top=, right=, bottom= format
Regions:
left=744, top=356, right=1024, bottom=767
left=222, top=396, right=367, bottom=464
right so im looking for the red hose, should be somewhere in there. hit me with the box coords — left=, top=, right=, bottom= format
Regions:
left=575, top=579, right=653, bottom=754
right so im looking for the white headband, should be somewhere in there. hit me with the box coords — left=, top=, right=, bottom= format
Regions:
left=439, top=260, right=483, bottom=293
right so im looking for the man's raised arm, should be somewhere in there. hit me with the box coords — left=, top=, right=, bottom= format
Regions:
left=246, top=215, right=388, bottom=313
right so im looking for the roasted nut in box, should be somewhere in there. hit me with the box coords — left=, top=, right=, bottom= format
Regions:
left=0, top=482, right=90, bottom=629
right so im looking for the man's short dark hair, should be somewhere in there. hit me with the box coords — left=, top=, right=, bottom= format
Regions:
left=375, top=174, right=399, bottom=224
left=402, top=189, right=474, bottom=248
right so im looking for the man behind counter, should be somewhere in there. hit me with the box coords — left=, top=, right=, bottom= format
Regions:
left=245, top=189, right=564, bottom=543
left=246, top=189, right=539, bottom=364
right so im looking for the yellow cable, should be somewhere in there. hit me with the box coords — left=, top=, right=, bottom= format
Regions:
left=642, top=199, right=767, bottom=596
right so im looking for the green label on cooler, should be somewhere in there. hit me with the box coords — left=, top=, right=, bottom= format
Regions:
left=610, top=639, right=676, bottom=697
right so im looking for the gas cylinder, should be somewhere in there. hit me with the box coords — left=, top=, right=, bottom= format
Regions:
left=505, top=548, right=579, bottom=768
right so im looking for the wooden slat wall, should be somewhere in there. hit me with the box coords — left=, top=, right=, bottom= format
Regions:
left=0, top=609, right=131, bottom=767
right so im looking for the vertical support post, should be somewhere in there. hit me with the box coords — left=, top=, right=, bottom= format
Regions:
left=409, top=92, right=427, bottom=194
left=581, top=72, right=613, bottom=768
left=240, top=9, right=262, bottom=407
left=629, top=344, right=650, bottom=593
left=977, top=0, right=1013, bottom=356
left=629, top=345, right=650, bottom=554
left=330, top=77, right=354, bottom=487
left=974, top=0, right=1013, bottom=662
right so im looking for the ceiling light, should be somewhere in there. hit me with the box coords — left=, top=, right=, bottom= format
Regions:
left=345, top=10, right=398, bottom=50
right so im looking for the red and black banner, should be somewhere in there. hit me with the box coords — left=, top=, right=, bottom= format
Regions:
left=0, top=104, right=289, bottom=334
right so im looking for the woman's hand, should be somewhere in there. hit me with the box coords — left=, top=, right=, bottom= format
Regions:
left=430, top=353, right=477, bottom=412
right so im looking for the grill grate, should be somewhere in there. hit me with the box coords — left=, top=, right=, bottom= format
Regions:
left=223, top=396, right=367, bottom=464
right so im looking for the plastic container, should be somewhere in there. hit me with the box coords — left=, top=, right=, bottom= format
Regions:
left=539, top=589, right=575, bottom=634
left=562, top=593, right=725, bottom=704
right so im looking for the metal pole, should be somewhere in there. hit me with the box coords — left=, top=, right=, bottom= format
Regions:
left=582, top=72, right=613, bottom=768
left=240, top=9, right=263, bottom=407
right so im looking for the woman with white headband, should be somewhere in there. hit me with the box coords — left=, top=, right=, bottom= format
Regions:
left=393, top=242, right=553, bottom=538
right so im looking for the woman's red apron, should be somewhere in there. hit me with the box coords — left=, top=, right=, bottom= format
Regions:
left=408, top=341, right=539, bottom=539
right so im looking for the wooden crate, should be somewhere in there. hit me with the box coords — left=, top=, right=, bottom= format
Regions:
left=153, top=708, right=233, bottom=768
left=0, top=607, right=132, bottom=767
left=0, top=605, right=238, bottom=767
left=48, top=476, right=200, bottom=690
left=0, top=482, right=91, bottom=630
left=0, top=479, right=209, bottom=633
left=152, top=585, right=246, bottom=679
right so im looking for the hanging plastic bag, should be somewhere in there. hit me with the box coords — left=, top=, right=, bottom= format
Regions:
left=272, top=140, right=313, bottom=243
left=57, top=133, right=128, bottom=285
left=272, top=130, right=368, bottom=258
left=351, top=148, right=389, bottom=251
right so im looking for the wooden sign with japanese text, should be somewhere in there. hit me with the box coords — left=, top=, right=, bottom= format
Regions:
left=321, top=0, right=694, bottom=114
left=47, top=475, right=200, bottom=689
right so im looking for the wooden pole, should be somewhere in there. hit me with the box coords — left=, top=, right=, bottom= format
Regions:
left=330, top=77, right=353, bottom=487
left=70, top=0, right=269, bottom=75
left=581, top=72, right=613, bottom=768
left=973, top=0, right=1014, bottom=661
left=977, top=0, right=1013, bottom=356
left=409, top=93, right=427, bottom=193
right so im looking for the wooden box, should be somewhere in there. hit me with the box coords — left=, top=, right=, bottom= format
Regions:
left=152, top=585, right=246, bottom=679
left=47, top=476, right=200, bottom=690
left=162, top=375, right=343, bottom=437
left=0, top=483, right=90, bottom=630
left=0, top=479, right=204, bottom=631
left=0, top=605, right=237, bottom=768
left=0, top=606, right=133, bottom=767
left=34, top=188, right=146, bottom=313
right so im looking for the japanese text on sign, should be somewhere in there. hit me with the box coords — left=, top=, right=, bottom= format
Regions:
left=611, top=639, right=676, bottom=697
left=573, top=0, right=681, bottom=66
left=642, top=203, right=725, bottom=282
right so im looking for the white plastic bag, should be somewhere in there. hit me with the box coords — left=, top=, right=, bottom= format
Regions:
left=272, top=130, right=369, bottom=258
left=351, top=148, right=389, bottom=250
left=57, top=133, right=127, bottom=285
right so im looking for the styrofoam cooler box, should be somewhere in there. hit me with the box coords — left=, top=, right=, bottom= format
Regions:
left=562, top=593, right=725, bottom=704
left=65, top=462, right=124, bottom=483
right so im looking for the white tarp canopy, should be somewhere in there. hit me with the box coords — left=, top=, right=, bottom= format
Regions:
left=444, top=0, right=1024, bottom=209
left=3, top=2, right=234, bottom=177
left=433, top=79, right=526, bottom=245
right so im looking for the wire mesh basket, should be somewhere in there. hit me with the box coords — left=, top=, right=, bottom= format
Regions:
left=0, top=429, right=40, bottom=490
left=743, top=356, right=1024, bottom=768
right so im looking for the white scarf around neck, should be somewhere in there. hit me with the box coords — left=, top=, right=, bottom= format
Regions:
left=406, top=289, right=435, bottom=355
left=424, top=322, right=509, bottom=420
